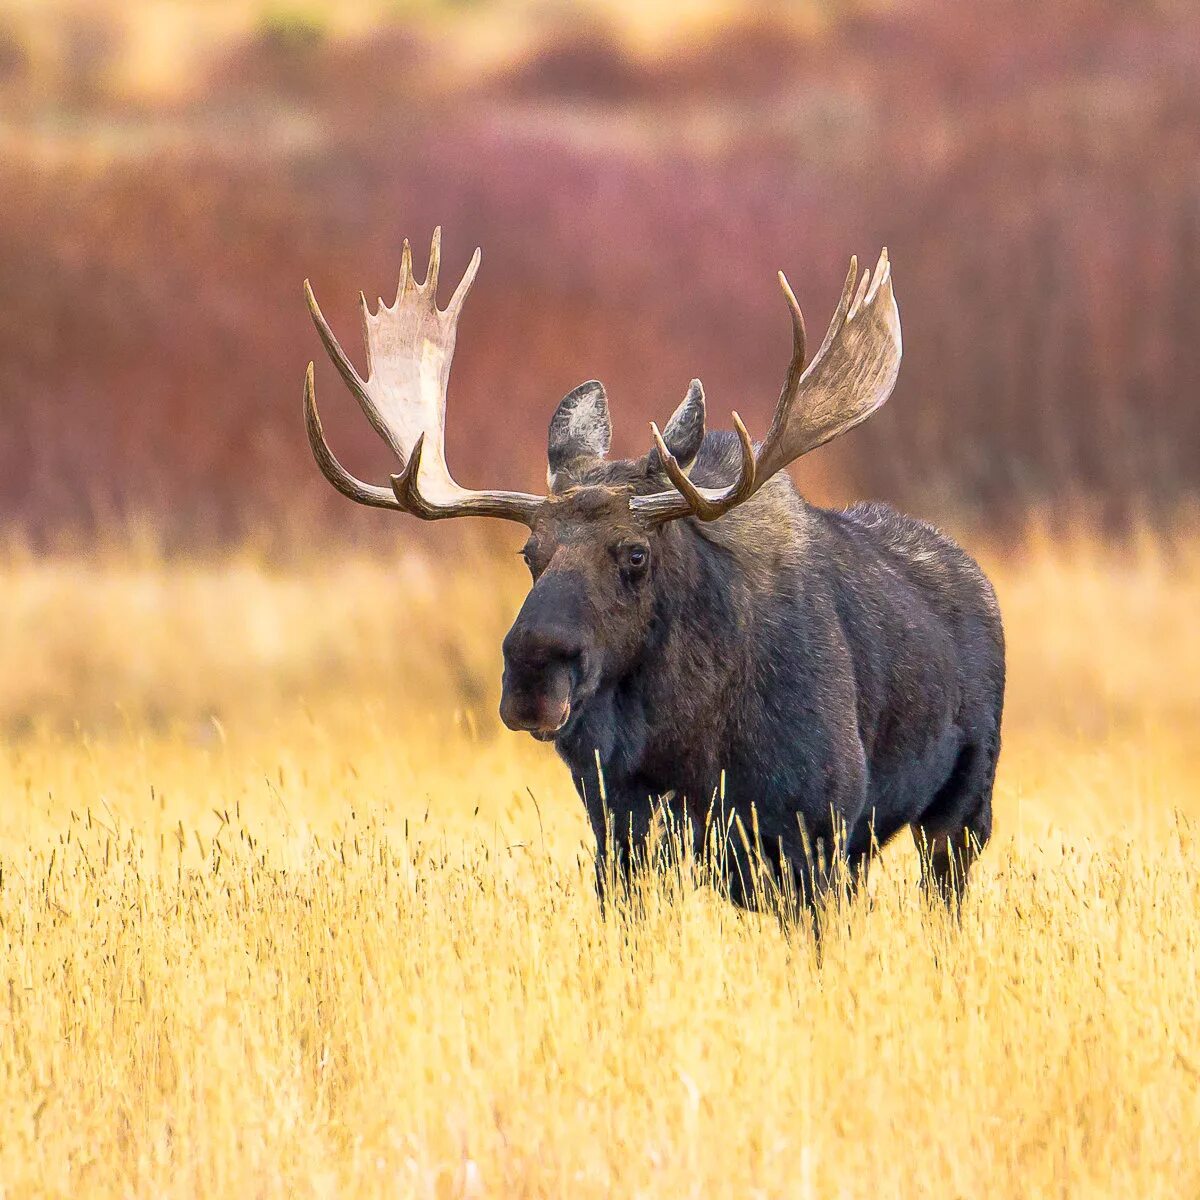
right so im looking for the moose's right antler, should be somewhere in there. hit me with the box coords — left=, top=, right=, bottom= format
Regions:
left=304, top=228, right=545, bottom=524
left=632, top=249, right=902, bottom=523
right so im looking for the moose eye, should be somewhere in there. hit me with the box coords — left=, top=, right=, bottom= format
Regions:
left=621, top=544, right=650, bottom=574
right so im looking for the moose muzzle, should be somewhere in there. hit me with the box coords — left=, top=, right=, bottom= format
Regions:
left=500, top=575, right=587, bottom=741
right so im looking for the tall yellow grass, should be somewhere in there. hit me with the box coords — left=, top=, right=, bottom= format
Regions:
left=2, top=531, right=1199, bottom=1197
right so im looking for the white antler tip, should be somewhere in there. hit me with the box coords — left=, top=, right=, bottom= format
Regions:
left=424, top=228, right=443, bottom=294
left=303, top=278, right=321, bottom=313
left=445, top=248, right=483, bottom=316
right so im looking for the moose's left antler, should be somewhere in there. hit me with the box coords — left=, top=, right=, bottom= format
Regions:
left=304, top=228, right=545, bottom=524
left=632, top=249, right=901, bottom=523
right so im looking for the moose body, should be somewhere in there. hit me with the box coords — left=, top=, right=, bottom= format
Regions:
left=303, top=229, right=1005, bottom=909
left=502, top=434, right=1004, bottom=905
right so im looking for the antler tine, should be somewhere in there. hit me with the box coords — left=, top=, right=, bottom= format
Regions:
left=445, top=246, right=481, bottom=319
left=632, top=248, right=901, bottom=526
left=303, top=363, right=402, bottom=509
left=648, top=421, right=705, bottom=516
left=425, top=226, right=441, bottom=296
left=850, top=262, right=871, bottom=319
left=388, top=434, right=435, bottom=517
left=867, top=246, right=891, bottom=305
left=778, top=271, right=807, bottom=374
left=812, top=254, right=858, bottom=363
left=638, top=408, right=756, bottom=523
left=305, top=280, right=369, bottom=407
left=775, top=270, right=809, bottom=435
left=397, top=238, right=414, bottom=303
left=304, top=233, right=544, bottom=526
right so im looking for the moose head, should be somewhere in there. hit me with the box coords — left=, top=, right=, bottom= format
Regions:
left=303, top=229, right=901, bottom=746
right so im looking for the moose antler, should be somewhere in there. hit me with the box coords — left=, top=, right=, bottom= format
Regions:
left=632, top=249, right=901, bottom=523
left=304, top=228, right=544, bottom=524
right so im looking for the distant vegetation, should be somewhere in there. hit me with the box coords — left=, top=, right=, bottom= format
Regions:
left=2, top=0, right=1198, bottom=545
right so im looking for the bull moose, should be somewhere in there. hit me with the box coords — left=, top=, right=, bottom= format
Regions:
left=302, top=229, right=1005, bottom=911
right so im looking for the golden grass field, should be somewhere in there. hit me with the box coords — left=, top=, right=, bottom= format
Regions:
left=2, top=528, right=1199, bottom=1198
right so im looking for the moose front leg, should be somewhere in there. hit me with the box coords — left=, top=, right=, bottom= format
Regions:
left=574, top=770, right=674, bottom=911
left=587, top=795, right=659, bottom=911
left=723, top=743, right=870, bottom=921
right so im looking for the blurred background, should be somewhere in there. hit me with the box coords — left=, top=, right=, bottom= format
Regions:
left=3, top=0, right=1198, bottom=552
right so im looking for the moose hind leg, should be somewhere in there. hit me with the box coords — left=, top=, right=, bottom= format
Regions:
left=912, top=742, right=994, bottom=908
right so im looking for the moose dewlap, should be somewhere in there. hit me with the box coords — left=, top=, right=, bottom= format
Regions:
left=302, top=229, right=1005, bottom=911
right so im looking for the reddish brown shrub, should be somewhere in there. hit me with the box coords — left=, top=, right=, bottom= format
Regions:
left=1, top=0, right=1197, bottom=547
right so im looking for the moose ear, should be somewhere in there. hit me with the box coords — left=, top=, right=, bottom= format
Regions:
left=548, top=380, right=611, bottom=476
left=649, top=379, right=706, bottom=472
